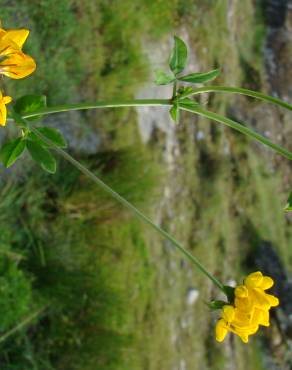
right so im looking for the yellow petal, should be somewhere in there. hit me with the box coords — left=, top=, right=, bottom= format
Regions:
left=235, top=285, right=248, bottom=298
left=0, top=103, right=7, bottom=126
left=233, top=309, right=256, bottom=329
left=215, top=319, right=228, bottom=342
left=0, top=37, right=21, bottom=55
left=235, top=296, right=254, bottom=313
left=249, top=288, right=271, bottom=310
left=0, top=51, right=36, bottom=79
left=265, top=293, right=279, bottom=307
left=260, top=276, right=274, bottom=290
left=230, top=326, right=250, bottom=343
left=222, top=305, right=235, bottom=322
left=244, top=271, right=263, bottom=288
left=2, top=29, right=29, bottom=48
left=247, top=324, right=259, bottom=335
left=3, top=95, right=12, bottom=104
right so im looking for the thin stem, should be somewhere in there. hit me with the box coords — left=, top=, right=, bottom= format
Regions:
left=180, top=104, right=292, bottom=160
left=185, top=86, right=292, bottom=111
left=27, top=124, right=225, bottom=292
left=21, top=99, right=171, bottom=119
left=172, top=81, right=177, bottom=99
left=0, top=305, right=48, bottom=344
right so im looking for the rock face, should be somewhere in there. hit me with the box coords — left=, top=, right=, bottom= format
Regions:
left=263, top=0, right=292, bottom=99
left=254, top=241, right=292, bottom=338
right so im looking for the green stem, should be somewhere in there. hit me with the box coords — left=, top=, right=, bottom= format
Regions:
left=180, top=104, right=292, bottom=160
left=27, top=124, right=225, bottom=292
left=0, top=305, right=48, bottom=343
left=172, top=81, right=177, bottom=99
left=185, top=86, right=292, bottom=111
left=22, top=99, right=171, bottom=119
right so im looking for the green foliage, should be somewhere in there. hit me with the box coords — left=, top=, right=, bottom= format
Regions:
left=169, top=36, right=188, bottom=75
left=178, top=69, right=220, bottom=83
left=29, top=127, right=67, bottom=149
left=13, top=95, right=47, bottom=121
left=223, top=285, right=235, bottom=303
left=0, top=145, right=158, bottom=369
left=154, top=70, right=175, bottom=85
left=207, top=300, right=227, bottom=310
left=0, top=259, right=33, bottom=332
left=284, top=192, right=292, bottom=212
left=26, top=140, right=56, bottom=174
left=169, top=103, right=180, bottom=123
left=0, top=138, right=26, bottom=168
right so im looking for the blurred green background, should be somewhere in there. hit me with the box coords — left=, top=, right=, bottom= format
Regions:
left=0, top=0, right=291, bottom=369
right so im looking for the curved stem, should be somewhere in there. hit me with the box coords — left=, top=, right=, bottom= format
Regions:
left=21, top=99, right=171, bottom=119
left=180, top=104, right=292, bottom=160
left=25, top=122, right=225, bottom=292
left=186, top=86, right=292, bottom=111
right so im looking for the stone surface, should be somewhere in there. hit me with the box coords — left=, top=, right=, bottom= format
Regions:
left=186, top=288, right=199, bottom=306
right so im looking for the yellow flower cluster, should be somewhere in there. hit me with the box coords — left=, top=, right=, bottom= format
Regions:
left=0, top=23, right=36, bottom=126
left=215, top=271, right=279, bottom=343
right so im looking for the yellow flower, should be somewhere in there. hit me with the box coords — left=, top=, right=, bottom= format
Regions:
left=0, top=26, right=36, bottom=79
left=215, top=272, right=279, bottom=343
left=0, top=91, right=12, bottom=126
left=235, top=271, right=279, bottom=311
left=215, top=305, right=259, bottom=343
left=0, top=27, right=30, bottom=48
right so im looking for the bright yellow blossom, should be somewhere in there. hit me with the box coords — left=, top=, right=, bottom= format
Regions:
left=0, top=27, right=30, bottom=48
left=0, top=90, right=12, bottom=126
left=235, top=271, right=279, bottom=313
left=0, top=25, right=36, bottom=79
left=215, top=305, right=259, bottom=343
left=215, top=271, right=279, bottom=343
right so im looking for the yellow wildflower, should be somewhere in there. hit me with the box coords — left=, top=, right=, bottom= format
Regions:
left=235, top=271, right=279, bottom=312
left=215, top=271, right=279, bottom=343
left=0, top=27, right=30, bottom=48
left=0, top=25, right=36, bottom=79
left=0, top=90, right=12, bottom=126
left=215, top=305, right=259, bottom=343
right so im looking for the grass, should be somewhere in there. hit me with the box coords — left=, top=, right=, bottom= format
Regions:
left=0, top=145, right=159, bottom=370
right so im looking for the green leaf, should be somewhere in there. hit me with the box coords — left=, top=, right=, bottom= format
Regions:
left=26, top=140, right=56, bottom=173
left=284, top=192, right=292, bottom=212
left=206, top=300, right=227, bottom=310
left=154, top=70, right=175, bottom=85
left=14, top=95, right=47, bottom=121
left=177, top=86, right=195, bottom=99
left=29, top=127, right=67, bottom=148
left=223, top=285, right=235, bottom=303
left=11, top=110, right=29, bottom=129
left=178, top=69, right=220, bottom=84
left=169, top=104, right=179, bottom=123
left=178, top=98, right=199, bottom=107
left=169, top=36, right=188, bottom=75
left=0, top=137, right=26, bottom=168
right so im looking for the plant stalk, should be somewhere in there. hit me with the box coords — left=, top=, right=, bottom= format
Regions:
left=0, top=305, right=48, bottom=344
left=26, top=123, right=225, bottom=292
left=22, top=99, right=172, bottom=119
left=185, top=86, right=292, bottom=111
left=180, top=104, right=292, bottom=160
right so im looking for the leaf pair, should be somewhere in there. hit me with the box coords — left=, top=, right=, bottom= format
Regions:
left=0, top=94, right=67, bottom=173
left=155, top=36, right=220, bottom=85
left=169, top=97, right=199, bottom=124
left=0, top=127, right=66, bottom=173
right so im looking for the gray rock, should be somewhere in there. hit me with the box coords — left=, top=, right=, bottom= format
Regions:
left=186, top=288, right=199, bottom=306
